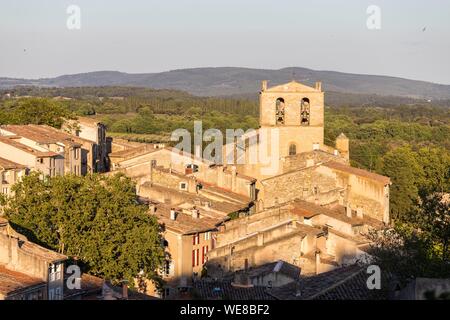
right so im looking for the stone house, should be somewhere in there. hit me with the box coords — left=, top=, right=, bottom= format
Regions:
left=0, top=125, right=83, bottom=175
left=0, top=218, right=67, bottom=300
left=0, top=136, right=64, bottom=178
left=63, top=117, right=109, bottom=172
left=0, top=157, right=26, bottom=198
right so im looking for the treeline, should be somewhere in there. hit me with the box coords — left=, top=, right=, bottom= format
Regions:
left=1, top=91, right=449, bottom=217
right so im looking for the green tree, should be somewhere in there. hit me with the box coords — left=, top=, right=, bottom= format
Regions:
left=409, top=193, right=450, bottom=261
left=416, top=147, right=450, bottom=195
left=0, top=98, right=73, bottom=128
left=376, top=146, right=424, bottom=221
left=369, top=193, right=450, bottom=285
left=4, top=172, right=165, bottom=284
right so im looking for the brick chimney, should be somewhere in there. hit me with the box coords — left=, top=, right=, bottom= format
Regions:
left=122, top=281, right=128, bottom=300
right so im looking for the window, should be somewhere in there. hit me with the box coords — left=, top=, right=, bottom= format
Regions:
left=179, top=182, right=188, bottom=191
left=275, top=98, right=285, bottom=125
left=193, top=234, right=200, bottom=245
left=202, top=246, right=209, bottom=264
left=204, top=232, right=211, bottom=241
left=186, top=164, right=199, bottom=173
left=164, top=288, right=170, bottom=298
left=289, top=144, right=297, bottom=156
left=300, top=98, right=310, bottom=125
left=56, top=264, right=61, bottom=280
left=192, top=249, right=200, bottom=267
left=151, top=160, right=157, bottom=167
left=55, top=287, right=61, bottom=300
left=48, top=289, right=55, bottom=300
left=164, top=260, right=172, bottom=276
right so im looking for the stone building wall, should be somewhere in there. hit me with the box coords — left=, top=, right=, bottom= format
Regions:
left=260, top=165, right=340, bottom=209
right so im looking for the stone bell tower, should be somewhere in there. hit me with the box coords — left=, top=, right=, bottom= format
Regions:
left=259, top=80, right=325, bottom=157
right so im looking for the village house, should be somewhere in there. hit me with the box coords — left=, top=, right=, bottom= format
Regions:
left=63, top=117, right=109, bottom=172
left=0, top=218, right=67, bottom=300
left=0, top=125, right=84, bottom=175
left=0, top=157, right=26, bottom=198
left=0, top=136, right=64, bottom=178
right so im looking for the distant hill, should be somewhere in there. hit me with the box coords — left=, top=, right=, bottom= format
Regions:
left=2, top=67, right=450, bottom=100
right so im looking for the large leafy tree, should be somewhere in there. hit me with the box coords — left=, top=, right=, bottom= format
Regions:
left=416, top=147, right=450, bottom=195
left=4, top=172, right=165, bottom=284
left=376, top=146, right=424, bottom=221
left=369, top=193, right=450, bottom=285
left=0, top=98, right=72, bottom=128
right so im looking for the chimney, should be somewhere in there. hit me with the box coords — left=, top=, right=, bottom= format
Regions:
left=232, top=270, right=253, bottom=288
left=315, top=251, right=321, bottom=275
left=346, top=203, right=352, bottom=218
left=102, top=282, right=115, bottom=300
left=192, top=208, right=200, bottom=219
left=336, top=133, right=349, bottom=161
left=170, top=208, right=177, bottom=221
left=122, top=281, right=129, bottom=300
left=357, top=207, right=364, bottom=219
left=315, top=81, right=322, bottom=91
left=261, top=80, right=268, bottom=91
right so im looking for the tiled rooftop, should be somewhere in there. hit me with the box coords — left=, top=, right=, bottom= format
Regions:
left=193, top=279, right=275, bottom=300
left=0, top=265, right=45, bottom=296
left=2, top=124, right=85, bottom=147
left=0, top=157, right=26, bottom=170
left=149, top=201, right=229, bottom=235
left=267, top=264, right=386, bottom=300
left=20, top=240, right=68, bottom=263
left=109, top=144, right=160, bottom=159
left=323, top=161, right=391, bottom=185
left=247, top=260, right=301, bottom=280
left=0, top=136, right=58, bottom=158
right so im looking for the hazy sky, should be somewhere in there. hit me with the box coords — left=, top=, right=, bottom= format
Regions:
left=1, top=0, right=450, bottom=84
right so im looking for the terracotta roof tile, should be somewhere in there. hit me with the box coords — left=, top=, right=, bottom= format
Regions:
left=323, top=161, right=391, bottom=185
left=0, top=136, right=58, bottom=157
left=0, top=157, right=26, bottom=170
left=0, top=265, right=45, bottom=296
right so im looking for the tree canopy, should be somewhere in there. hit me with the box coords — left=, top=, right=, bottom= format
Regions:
left=3, top=172, right=165, bottom=284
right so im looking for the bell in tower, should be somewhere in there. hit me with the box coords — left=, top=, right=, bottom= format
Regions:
left=275, top=98, right=285, bottom=125
left=300, top=98, right=310, bottom=125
